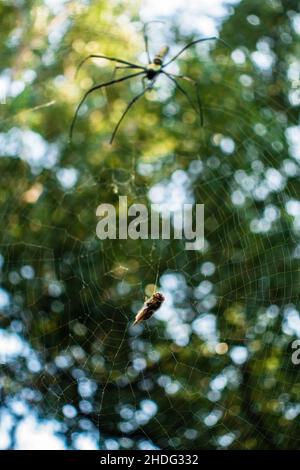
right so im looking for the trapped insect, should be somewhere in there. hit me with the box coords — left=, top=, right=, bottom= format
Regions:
left=69, top=22, right=229, bottom=144
left=133, top=292, right=165, bottom=326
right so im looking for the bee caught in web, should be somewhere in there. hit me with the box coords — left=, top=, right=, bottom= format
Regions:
left=69, top=22, right=229, bottom=144
left=133, top=292, right=165, bottom=326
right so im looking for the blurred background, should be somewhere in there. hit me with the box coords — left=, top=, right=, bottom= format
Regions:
left=1, top=0, right=300, bottom=450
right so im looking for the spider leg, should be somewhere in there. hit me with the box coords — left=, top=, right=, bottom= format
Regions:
left=162, top=71, right=202, bottom=124
left=110, top=83, right=151, bottom=144
left=75, top=54, right=145, bottom=77
left=142, top=21, right=166, bottom=63
left=111, top=65, right=137, bottom=81
left=168, top=73, right=203, bottom=126
left=69, top=71, right=145, bottom=142
left=163, top=37, right=231, bottom=67
left=141, top=75, right=149, bottom=90
left=143, top=23, right=151, bottom=63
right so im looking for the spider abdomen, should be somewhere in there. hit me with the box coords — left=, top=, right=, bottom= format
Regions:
left=155, top=46, right=169, bottom=62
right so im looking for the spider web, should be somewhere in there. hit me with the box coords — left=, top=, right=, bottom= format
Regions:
left=1, top=9, right=300, bottom=451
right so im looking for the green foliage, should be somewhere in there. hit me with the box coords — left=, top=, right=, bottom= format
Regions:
left=1, top=0, right=300, bottom=450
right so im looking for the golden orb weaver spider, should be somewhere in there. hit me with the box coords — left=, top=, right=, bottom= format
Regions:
left=69, top=22, right=229, bottom=144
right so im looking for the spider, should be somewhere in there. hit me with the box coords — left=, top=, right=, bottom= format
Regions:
left=69, top=23, right=229, bottom=144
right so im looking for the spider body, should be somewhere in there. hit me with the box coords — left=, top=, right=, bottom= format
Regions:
left=146, top=46, right=169, bottom=80
left=133, top=292, right=165, bottom=326
left=146, top=63, right=161, bottom=80
left=69, top=24, right=229, bottom=143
